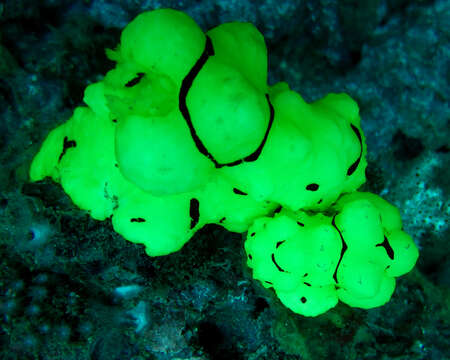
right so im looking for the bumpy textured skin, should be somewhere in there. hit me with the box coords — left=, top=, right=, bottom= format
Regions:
left=245, top=192, right=418, bottom=316
left=29, top=9, right=418, bottom=316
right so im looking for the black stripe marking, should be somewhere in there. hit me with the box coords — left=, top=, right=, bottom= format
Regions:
left=130, top=217, right=145, bottom=223
left=58, top=136, right=77, bottom=162
left=271, top=253, right=285, bottom=272
left=179, top=36, right=216, bottom=164
left=276, top=240, right=285, bottom=248
left=179, top=36, right=275, bottom=168
left=376, top=235, right=395, bottom=260
left=233, top=188, right=247, bottom=195
left=238, top=93, right=274, bottom=166
left=347, top=124, right=363, bottom=176
left=189, top=198, right=200, bottom=229
left=125, top=72, right=145, bottom=87
left=331, top=215, right=348, bottom=283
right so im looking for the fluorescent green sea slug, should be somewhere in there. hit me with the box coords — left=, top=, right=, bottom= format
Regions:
left=30, top=8, right=418, bottom=316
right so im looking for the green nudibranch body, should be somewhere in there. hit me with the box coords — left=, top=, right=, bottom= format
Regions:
left=30, top=9, right=418, bottom=316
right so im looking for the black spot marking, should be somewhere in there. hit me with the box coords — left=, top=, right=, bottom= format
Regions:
left=58, top=136, right=77, bottom=162
left=304, top=282, right=311, bottom=287
left=306, top=183, right=319, bottom=191
left=273, top=206, right=282, bottom=214
left=248, top=254, right=252, bottom=260
left=112, top=119, right=117, bottom=123
left=271, top=253, right=285, bottom=272
left=276, top=240, right=285, bottom=248
left=376, top=235, right=395, bottom=260
left=250, top=232, right=256, bottom=237
left=233, top=188, right=247, bottom=195
left=347, top=124, right=363, bottom=176
left=300, top=297, right=307, bottom=303
left=130, top=217, right=145, bottom=223
left=189, top=198, right=200, bottom=229
left=297, top=221, right=305, bottom=227
left=317, top=199, right=322, bottom=204
left=114, top=163, right=118, bottom=168
left=331, top=215, right=348, bottom=283
left=219, top=217, right=226, bottom=223
left=303, top=273, right=308, bottom=277
left=179, top=36, right=275, bottom=169
left=125, top=72, right=145, bottom=87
